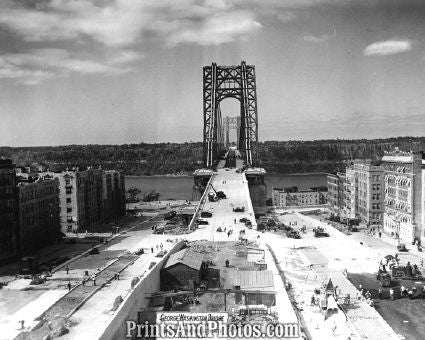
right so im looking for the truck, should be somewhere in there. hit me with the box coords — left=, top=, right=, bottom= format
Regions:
left=286, top=230, right=301, bottom=239
left=208, top=192, right=217, bottom=202
left=164, top=210, right=177, bottom=220
left=313, top=226, right=329, bottom=237
left=245, top=220, right=252, bottom=229
left=376, top=270, right=392, bottom=287
left=391, top=265, right=425, bottom=280
left=216, top=191, right=226, bottom=199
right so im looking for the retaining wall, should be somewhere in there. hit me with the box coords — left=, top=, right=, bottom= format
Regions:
left=99, top=241, right=184, bottom=340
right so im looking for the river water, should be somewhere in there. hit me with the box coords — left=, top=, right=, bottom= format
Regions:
left=125, top=173, right=328, bottom=201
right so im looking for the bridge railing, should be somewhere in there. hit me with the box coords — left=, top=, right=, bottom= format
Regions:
left=188, top=173, right=216, bottom=231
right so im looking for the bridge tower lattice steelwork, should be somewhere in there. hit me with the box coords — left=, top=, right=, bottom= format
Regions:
left=203, top=61, right=258, bottom=168
left=223, top=116, right=241, bottom=149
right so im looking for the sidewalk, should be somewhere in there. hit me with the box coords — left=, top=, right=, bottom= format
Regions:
left=297, top=213, right=401, bottom=340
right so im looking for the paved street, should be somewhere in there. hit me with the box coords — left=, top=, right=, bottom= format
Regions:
left=0, top=215, right=162, bottom=340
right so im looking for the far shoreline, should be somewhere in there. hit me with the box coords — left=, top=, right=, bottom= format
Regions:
left=125, top=172, right=331, bottom=178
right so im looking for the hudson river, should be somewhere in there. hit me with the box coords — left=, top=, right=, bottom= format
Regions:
left=125, top=173, right=328, bottom=201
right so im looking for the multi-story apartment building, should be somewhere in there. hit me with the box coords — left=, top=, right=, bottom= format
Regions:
left=382, top=150, right=423, bottom=243
left=353, top=161, right=385, bottom=227
left=327, top=160, right=385, bottom=226
left=55, top=170, right=78, bottom=232
left=327, top=174, right=339, bottom=213
left=337, top=172, right=346, bottom=214
left=54, top=168, right=126, bottom=233
left=343, top=167, right=357, bottom=219
left=272, top=186, right=327, bottom=207
left=103, top=170, right=126, bottom=223
left=17, top=175, right=60, bottom=255
left=0, top=159, right=19, bottom=264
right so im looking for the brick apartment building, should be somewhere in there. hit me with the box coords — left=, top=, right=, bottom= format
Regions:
left=0, top=159, right=19, bottom=264
left=327, top=160, right=385, bottom=226
left=54, top=168, right=126, bottom=233
left=382, top=150, right=423, bottom=243
left=17, top=175, right=61, bottom=255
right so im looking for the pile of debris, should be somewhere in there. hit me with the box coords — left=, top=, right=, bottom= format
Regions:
left=154, top=223, right=191, bottom=235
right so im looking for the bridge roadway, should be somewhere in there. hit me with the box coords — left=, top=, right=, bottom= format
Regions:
left=192, top=167, right=257, bottom=239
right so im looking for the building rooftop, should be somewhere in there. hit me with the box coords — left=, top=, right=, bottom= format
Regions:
left=230, top=270, right=274, bottom=291
left=193, top=169, right=214, bottom=176
left=245, top=167, right=266, bottom=175
left=381, top=155, right=415, bottom=164
left=163, top=248, right=203, bottom=271
left=0, top=159, right=15, bottom=169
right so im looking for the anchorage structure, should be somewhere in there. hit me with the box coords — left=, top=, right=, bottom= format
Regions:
left=203, top=61, right=258, bottom=168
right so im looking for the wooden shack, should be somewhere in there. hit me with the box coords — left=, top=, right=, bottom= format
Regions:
left=161, top=248, right=203, bottom=289
left=232, top=270, right=276, bottom=307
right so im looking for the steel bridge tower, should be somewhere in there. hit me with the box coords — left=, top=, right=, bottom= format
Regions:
left=223, top=116, right=241, bottom=149
left=203, top=61, right=258, bottom=168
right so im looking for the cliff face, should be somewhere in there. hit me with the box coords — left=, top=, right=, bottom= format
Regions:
left=1, top=137, right=424, bottom=175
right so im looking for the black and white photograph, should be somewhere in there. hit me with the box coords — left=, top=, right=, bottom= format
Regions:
left=1, top=1, right=425, bottom=339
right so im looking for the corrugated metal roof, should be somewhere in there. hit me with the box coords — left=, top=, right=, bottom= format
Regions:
left=164, top=248, right=203, bottom=271
left=246, top=247, right=265, bottom=263
left=232, top=270, right=274, bottom=291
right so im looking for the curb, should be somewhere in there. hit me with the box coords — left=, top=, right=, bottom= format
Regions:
left=66, top=255, right=139, bottom=318
left=52, top=216, right=156, bottom=274
left=267, top=243, right=311, bottom=340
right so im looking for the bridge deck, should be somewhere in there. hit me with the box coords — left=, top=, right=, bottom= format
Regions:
left=194, top=168, right=257, bottom=238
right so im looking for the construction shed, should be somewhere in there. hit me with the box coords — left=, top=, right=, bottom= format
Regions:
left=231, top=270, right=276, bottom=307
left=160, top=248, right=204, bottom=289
left=246, top=247, right=267, bottom=270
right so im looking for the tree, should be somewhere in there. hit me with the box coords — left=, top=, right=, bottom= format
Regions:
left=126, top=187, right=141, bottom=202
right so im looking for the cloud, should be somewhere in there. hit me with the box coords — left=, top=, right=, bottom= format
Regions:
left=0, top=48, right=142, bottom=85
left=276, top=11, right=297, bottom=22
left=0, top=0, right=264, bottom=48
left=364, top=40, right=412, bottom=56
left=303, top=34, right=330, bottom=43
left=166, top=11, right=262, bottom=46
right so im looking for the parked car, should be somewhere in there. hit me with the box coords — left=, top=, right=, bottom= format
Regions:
left=201, top=211, right=213, bottom=218
left=313, top=226, right=329, bottom=237
left=233, top=207, right=245, bottom=212
left=286, top=230, right=301, bottom=239
left=164, top=210, right=177, bottom=220
left=134, top=248, right=145, bottom=255
left=89, top=248, right=100, bottom=255
left=197, top=219, right=209, bottom=225
left=397, top=243, right=408, bottom=252
left=156, top=250, right=168, bottom=258
left=216, top=191, right=226, bottom=199
left=239, top=217, right=249, bottom=223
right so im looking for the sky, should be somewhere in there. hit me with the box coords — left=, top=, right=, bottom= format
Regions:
left=1, top=0, right=425, bottom=146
